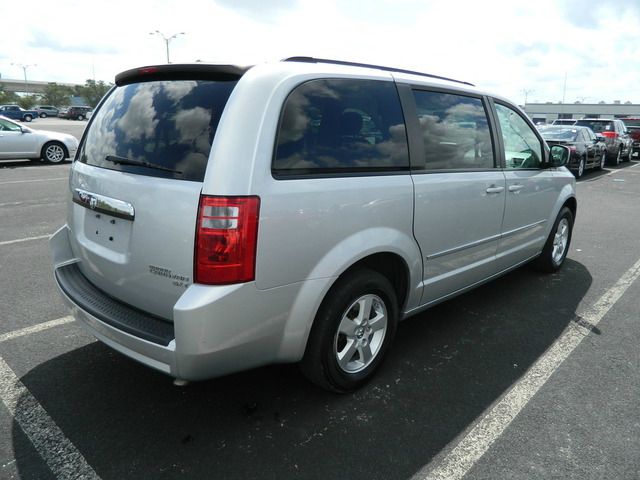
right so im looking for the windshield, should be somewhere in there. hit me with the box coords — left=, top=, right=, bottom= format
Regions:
left=78, top=79, right=237, bottom=182
left=539, top=128, right=578, bottom=141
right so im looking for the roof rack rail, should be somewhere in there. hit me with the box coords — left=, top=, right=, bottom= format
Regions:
left=282, top=56, right=474, bottom=87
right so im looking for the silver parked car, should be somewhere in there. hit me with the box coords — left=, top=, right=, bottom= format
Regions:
left=50, top=58, right=576, bottom=392
left=0, top=115, right=78, bottom=163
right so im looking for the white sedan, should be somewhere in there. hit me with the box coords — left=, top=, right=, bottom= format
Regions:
left=0, top=115, right=78, bottom=163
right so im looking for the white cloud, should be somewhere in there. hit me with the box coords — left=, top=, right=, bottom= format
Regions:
left=1, top=0, right=638, bottom=104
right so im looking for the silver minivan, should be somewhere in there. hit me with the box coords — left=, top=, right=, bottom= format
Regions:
left=50, top=58, right=576, bottom=392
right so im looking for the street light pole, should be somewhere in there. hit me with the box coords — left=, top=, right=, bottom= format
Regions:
left=149, top=31, right=185, bottom=64
left=11, top=63, right=36, bottom=94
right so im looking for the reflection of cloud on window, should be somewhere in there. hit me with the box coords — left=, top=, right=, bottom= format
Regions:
left=117, top=84, right=160, bottom=141
left=84, top=91, right=121, bottom=163
left=164, top=81, right=197, bottom=102
left=278, top=91, right=311, bottom=144
left=174, top=152, right=208, bottom=179
left=444, top=103, right=486, bottom=122
left=374, top=123, right=409, bottom=166
left=173, top=107, right=212, bottom=153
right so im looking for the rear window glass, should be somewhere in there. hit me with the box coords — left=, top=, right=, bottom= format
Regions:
left=539, top=127, right=579, bottom=141
left=273, top=78, right=409, bottom=176
left=79, top=79, right=237, bottom=182
left=575, top=120, right=611, bottom=133
left=622, top=118, right=640, bottom=127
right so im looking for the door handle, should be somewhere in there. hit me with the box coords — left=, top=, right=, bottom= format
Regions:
left=486, top=185, right=505, bottom=194
left=508, top=184, right=524, bottom=193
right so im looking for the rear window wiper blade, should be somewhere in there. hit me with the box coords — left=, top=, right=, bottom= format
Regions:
left=105, top=155, right=183, bottom=175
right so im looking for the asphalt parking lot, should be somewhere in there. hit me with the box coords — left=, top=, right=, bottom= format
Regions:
left=1, top=118, right=640, bottom=479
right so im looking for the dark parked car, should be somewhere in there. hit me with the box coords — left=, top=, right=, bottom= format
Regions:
left=60, top=106, right=92, bottom=120
left=575, top=118, right=632, bottom=165
left=538, top=125, right=607, bottom=178
left=620, top=117, right=640, bottom=159
left=34, top=105, right=59, bottom=118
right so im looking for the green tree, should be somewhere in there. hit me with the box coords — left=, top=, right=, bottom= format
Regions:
left=74, top=79, right=113, bottom=107
left=42, top=83, right=73, bottom=107
left=0, top=84, right=20, bottom=105
left=17, top=95, right=38, bottom=109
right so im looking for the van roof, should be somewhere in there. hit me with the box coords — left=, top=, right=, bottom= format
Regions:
left=115, top=58, right=474, bottom=89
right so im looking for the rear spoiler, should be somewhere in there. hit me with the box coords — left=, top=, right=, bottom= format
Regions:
left=115, top=64, right=251, bottom=86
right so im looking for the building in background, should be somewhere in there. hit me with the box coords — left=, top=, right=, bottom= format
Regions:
left=524, top=101, right=640, bottom=124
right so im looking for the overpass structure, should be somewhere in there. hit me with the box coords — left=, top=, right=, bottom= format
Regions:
left=0, top=78, right=82, bottom=94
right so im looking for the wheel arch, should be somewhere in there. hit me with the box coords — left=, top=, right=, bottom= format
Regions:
left=276, top=230, right=422, bottom=363
left=563, top=195, right=577, bottom=222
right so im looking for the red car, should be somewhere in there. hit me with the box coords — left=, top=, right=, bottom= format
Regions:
left=621, top=117, right=640, bottom=159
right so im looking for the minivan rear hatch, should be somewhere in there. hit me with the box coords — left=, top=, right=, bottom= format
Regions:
left=67, top=64, right=246, bottom=320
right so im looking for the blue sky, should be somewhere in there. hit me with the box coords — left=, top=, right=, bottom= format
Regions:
left=1, top=0, right=639, bottom=105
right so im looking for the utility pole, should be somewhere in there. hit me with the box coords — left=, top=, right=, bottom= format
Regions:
left=149, top=31, right=185, bottom=63
left=522, top=89, right=534, bottom=105
left=11, top=63, right=36, bottom=94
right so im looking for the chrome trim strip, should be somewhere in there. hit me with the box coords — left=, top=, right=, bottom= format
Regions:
left=500, top=219, right=547, bottom=239
left=72, top=188, right=135, bottom=221
left=426, top=219, right=548, bottom=260
left=426, top=233, right=502, bottom=260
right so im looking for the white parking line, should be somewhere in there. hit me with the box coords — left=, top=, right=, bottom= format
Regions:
left=413, top=256, right=640, bottom=480
left=0, top=316, right=74, bottom=344
left=0, top=356, right=101, bottom=480
left=0, top=234, right=51, bottom=247
left=0, top=177, right=68, bottom=185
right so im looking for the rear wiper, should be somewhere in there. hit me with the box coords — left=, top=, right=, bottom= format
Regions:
left=105, top=155, right=182, bottom=175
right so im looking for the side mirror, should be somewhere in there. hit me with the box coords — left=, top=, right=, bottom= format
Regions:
left=549, top=145, right=570, bottom=167
left=595, top=134, right=605, bottom=142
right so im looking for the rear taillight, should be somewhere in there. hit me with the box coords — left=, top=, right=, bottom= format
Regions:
left=601, top=131, right=618, bottom=139
left=195, top=195, right=260, bottom=285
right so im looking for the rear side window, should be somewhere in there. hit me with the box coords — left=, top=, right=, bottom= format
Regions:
left=412, top=90, right=495, bottom=170
left=79, top=79, right=237, bottom=182
left=273, top=79, right=409, bottom=176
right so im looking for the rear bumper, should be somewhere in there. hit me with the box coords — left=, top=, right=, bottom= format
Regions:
left=50, top=226, right=301, bottom=381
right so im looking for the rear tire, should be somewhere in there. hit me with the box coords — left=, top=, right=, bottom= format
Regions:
left=39, top=113, right=47, bottom=118
left=574, top=156, right=585, bottom=178
left=610, top=147, right=622, bottom=166
left=533, top=207, right=573, bottom=273
left=300, top=269, right=398, bottom=392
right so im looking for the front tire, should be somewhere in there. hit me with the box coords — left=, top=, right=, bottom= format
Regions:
left=23, top=115, right=33, bottom=122
left=301, top=269, right=398, bottom=392
left=41, top=142, right=67, bottom=164
left=77, top=114, right=84, bottom=121
left=39, top=113, right=47, bottom=118
left=533, top=207, right=574, bottom=273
